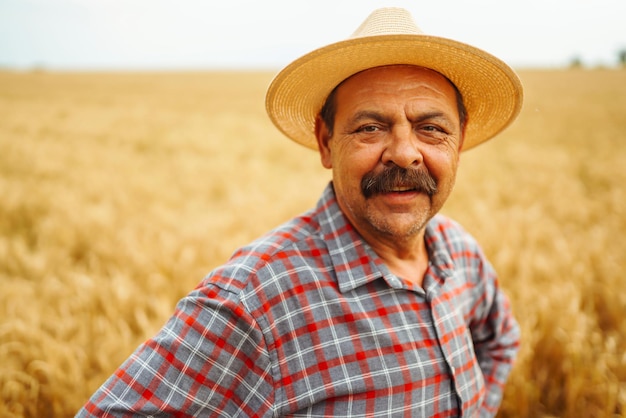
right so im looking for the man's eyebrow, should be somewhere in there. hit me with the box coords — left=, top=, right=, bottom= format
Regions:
left=412, top=111, right=457, bottom=127
left=413, top=111, right=449, bottom=122
left=351, top=110, right=456, bottom=123
left=348, top=110, right=393, bottom=125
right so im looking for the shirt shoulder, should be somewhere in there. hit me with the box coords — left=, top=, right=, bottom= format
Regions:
left=427, top=214, right=482, bottom=255
left=202, top=209, right=326, bottom=292
left=198, top=183, right=372, bottom=298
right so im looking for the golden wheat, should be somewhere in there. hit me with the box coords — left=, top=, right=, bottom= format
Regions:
left=0, top=69, right=624, bottom=417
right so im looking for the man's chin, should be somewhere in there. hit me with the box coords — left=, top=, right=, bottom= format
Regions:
left=364, top=207, right=433, bottom=240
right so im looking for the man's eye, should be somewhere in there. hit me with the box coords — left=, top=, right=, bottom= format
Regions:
left=358, top=125, right=379, bottom=133
left=421, top=125, right=443, bottom=133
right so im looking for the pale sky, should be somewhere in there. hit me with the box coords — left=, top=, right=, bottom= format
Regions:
left=1, top=0, right=624, bottom=70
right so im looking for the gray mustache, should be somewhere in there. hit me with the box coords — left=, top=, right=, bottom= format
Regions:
left=361, top=165, right=438, bottom=198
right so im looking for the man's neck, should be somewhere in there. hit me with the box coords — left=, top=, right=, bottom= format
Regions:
left=366, top=230, right=430, bottom=288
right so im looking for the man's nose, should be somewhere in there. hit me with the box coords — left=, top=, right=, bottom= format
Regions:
left=382, top=125, right=423, bottom=169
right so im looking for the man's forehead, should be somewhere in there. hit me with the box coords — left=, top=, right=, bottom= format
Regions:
left=335, top=65, right=453, bottom=91
left=332, top=65, right=460, bottom=106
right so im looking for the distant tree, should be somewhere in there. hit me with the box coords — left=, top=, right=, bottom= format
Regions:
left=619, top=49, right=626, bottom=67
left=569, top=56, right=583, bottom=69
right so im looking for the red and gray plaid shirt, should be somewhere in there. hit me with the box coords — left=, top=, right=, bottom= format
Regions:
left=78, top=183, right=519, bottom=417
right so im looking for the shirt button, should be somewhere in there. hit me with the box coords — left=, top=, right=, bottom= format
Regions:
left=450, top=366, right=456, bottom=375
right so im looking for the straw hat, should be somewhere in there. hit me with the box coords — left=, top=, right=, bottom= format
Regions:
left=265, top=7, right=523, bottom=151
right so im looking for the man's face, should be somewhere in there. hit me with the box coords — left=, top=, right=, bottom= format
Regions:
left=316, top=65, right=464, bottom=244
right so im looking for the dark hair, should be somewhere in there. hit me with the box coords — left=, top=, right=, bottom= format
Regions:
left=319, top=73, right=468, bottom=137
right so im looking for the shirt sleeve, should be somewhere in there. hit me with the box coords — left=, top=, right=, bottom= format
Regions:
left=470, top=262, right=521, bottom=418
left=76, top=283, right=275, bottom=417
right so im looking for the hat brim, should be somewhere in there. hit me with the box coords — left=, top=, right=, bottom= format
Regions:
left=266, top=34, right=523, bottom=151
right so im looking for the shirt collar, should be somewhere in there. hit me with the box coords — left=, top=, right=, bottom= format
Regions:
left=315, top=183, right=457, bottom=293
left=422, top=215, right=457, bottom=294
left=424, top=217, right=456, bottom=271
left=315, top=183, right=395, bottom=293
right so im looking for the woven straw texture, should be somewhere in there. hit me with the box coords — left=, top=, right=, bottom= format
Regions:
left=266, top=8, right=523, bottom=151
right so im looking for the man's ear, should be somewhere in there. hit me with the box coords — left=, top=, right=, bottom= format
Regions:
left=458, top=114, right=468, bottom=154
left=315, top=115, right=333, bottom=169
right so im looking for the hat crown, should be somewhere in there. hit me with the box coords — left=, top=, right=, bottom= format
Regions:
left=351, top=7, right=424, bottom=38
left=266, top=7, right=523, bottom=152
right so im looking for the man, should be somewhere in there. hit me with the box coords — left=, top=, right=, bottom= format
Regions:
left=78, top=7, right=521, bottom=417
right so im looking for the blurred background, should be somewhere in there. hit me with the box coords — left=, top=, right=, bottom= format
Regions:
left=1, top=0, right=625, bottom=71
left=1, top=1, right=625, bottom=417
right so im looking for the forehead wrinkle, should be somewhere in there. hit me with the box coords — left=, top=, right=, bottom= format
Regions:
left=350, top=110, right=393, bottom=124
left=410, top=110, right=456, bottom=127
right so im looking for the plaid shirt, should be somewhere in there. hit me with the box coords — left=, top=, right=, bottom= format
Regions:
left=78, top=183, right=519, bottom=417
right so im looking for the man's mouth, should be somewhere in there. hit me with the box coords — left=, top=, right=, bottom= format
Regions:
left=388, top=186, right=416, bottom=193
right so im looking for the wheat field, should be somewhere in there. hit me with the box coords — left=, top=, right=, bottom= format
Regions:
left=0, top=68, right=624, bottom=417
